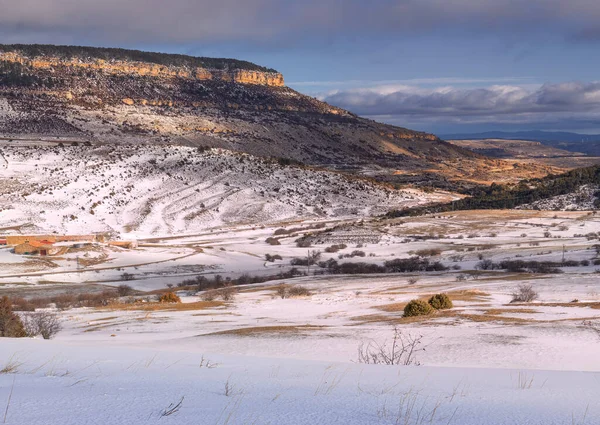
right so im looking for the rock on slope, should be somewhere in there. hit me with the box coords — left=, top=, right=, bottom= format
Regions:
left=0, top=144, right=452, bottom=236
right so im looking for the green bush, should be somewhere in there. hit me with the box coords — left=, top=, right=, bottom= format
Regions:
left=403, top=299, right=434, bottom=317
left=428, top=293, right=453, bottom=310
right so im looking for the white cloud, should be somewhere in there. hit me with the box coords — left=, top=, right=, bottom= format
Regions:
left=320, top=81, right=600, bottom=129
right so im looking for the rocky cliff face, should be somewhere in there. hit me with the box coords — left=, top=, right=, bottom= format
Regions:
left=0, top=44, right=554, bottom=189
left=0, top=51, right=284, bottom=87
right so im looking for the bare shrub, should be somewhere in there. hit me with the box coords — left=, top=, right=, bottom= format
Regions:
left=407, top=277, right=419, bottom=285
left=22, top=311, right=61, bottom=339
left=511, top=284, right=538, bottom=303
left=275, top=284, right=288, bottom=299
left=200, top=290, right=218, bottom=301
left=287, top=286, right=312, bottom=297
left=117, top=284, right=134, bottom=297
left=358, top=327, right=424, bottom=366
left=476, top=259, right=494, bottom=270
left=217, top=285, right=237, bottom=301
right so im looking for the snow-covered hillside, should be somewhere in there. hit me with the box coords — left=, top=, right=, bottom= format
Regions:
left=517, top=184, right=600, bottom=211
left=0, top=143, right=450, bottom=236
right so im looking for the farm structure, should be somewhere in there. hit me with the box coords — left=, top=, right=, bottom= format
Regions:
left=4, top=234, right=98, bottom=245
left=13, top=240, right=59, bottom=256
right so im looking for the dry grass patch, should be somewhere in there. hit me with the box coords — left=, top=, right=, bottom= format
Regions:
left=350, top=309, right=458, bottom=326
left=375, top=302, right=408, bottom=313
left=446, top=289, right=490, bottom=303
left=90, top=316, right=119, bottom=322
left=238, top=286, right=272, bottom=294
left=457, top=313, right=533, bottom=325
left=521, top=302, right=600, bottom=309
left=483, top=308, right=539, bottom=315
left=203, top=325, right=326, bottom=336
left=100, top=300, right=225, bottom=312
left=349, top=314, right=396, bottom=325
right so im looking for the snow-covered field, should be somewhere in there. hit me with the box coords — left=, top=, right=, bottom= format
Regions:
left=2, top=210, right=600, bottom=424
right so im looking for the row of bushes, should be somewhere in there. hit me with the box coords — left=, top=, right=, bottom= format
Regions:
left=304, top=257, right=449, bottom=275
left=476, top=259, right=591, bottom=273
left=177, top=269, right=304, bottom=292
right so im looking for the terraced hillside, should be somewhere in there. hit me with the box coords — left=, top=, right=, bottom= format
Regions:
left=0, top=143, right=454, bottom=236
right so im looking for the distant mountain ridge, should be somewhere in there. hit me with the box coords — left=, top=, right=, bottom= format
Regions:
left=442, top=130, right=600, bottom=143
left=442, top=130, right=600, bottom=157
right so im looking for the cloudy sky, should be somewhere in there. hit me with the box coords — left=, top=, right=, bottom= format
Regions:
left=2, top=0, right=600, bottom=135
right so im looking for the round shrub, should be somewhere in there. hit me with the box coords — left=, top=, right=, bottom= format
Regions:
left=428, top=293, right=453, bottom=310
left=159, top=292, right=181, bottom=303
left=403, top=299, right=434, bottom=317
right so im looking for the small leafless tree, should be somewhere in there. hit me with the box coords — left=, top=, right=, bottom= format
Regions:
left=22, top=311, right=61, bottom=339
left=217, top=285, right=237, bottom=301
left=275, top=284, right=288, bottom=299
left=117, top=284, right=134, bottom=297
left=511, top=284, right=538, bottom=303
left=358, top=327, right=425, bottom=366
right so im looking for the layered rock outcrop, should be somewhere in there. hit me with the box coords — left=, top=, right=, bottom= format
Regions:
left=0, top=51, right=284, bottom=87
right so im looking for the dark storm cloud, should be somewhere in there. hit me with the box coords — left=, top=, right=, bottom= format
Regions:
left=2, top=0, right=600, bottom=45
left=320, top=82, right=600, bottom=126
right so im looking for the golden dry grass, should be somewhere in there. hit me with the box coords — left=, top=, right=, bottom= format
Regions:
left=100, top=300, right=225, bottom=312
left=483, top=308, right=539, bottom=315
left=351, top=306, right=540, bottom=326
left=513, top=302, right=600, bottom=309
left=446, top=289, right=491, bottom=302
left=203, top=325, right=326, bottom=336
left=91, top=316, right=119, bottom=322
left=375, top=302, right=409, bottom=313
left=456, top=313, right=533, bottom=325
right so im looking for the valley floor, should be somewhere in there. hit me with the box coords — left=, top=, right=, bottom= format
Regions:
left=2, top=210, right=600, bottom=424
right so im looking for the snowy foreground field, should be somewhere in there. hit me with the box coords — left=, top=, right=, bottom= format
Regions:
left=2, top=210, right=600, bottom=424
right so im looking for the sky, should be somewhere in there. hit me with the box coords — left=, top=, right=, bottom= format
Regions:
left=2, top=0, right=600, bottom=135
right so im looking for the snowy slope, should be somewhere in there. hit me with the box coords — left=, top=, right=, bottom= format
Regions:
left=1, top=338, right=598, bottom=425
left=0, top=143, right=451, bottom=237
left=517, top=184, right=600, bottom=211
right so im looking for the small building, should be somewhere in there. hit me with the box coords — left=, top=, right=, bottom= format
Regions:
left=6, top=234, right=98, bottom=245
left=14, top=240, right=55, bottom=256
